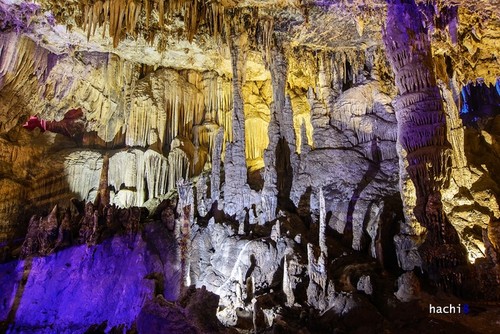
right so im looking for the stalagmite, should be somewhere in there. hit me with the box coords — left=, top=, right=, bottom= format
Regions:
left=270, top=221, right=280, bottom=241
left=195, top=174, right=209, bottom=217
left=318, top=187, right=327, bottom=257
left=246, top=276, right=255, bottom=302
left=56, top=209, right=72, bottom=249
left=384, top=0, right=467, bottom=283
left=299, top=119, right=311, bottom=155
left=21, top=215, right=41, bottom=258
left=261, top=36, right=292, bottom=222
left=95, top=153, right=110, bottom=212
left=38, top=205, right=59, bottom=255
left=283, top=256, right=295, bottom=307
left=210, top=127, right=224, bottom=203
left=306, top=242, right=329, bottom=310
left=222, top=9, right=259, bottom=216
left=177, top=178, right=194, bottom=289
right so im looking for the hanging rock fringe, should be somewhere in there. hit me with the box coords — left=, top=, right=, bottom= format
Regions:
left=75, top=0, right=226, bottom=46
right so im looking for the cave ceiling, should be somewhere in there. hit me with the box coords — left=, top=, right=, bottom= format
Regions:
left=2, top=0, right=498, bottom=80
left=0, top=0, right=498, bottom=144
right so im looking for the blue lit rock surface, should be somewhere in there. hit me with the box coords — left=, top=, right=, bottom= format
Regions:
left=0, top=224, right=181, bottom=333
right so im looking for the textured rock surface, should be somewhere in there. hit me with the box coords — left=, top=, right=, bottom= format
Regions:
left=1, top=0, right=500, bottom=332
left=2, top=235, right=153, bottom=332
left=0, top=219, right=186, bottom=333
left=137, top=287, right=230, bottom=334
left=384, top=0, right=469, bottom=291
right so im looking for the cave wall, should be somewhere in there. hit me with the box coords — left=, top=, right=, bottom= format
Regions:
left=1, top=0, right=500, bottom=331
left=0, top=0, right=499, bottom=266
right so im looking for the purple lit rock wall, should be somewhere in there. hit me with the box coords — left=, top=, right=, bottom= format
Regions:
left=0, top=223, right=180, bottom=333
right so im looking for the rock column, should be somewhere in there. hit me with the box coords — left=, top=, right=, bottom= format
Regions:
left=261, top=41, right=286, bottom=222
left=384, top=0, right=466, bottom=281
left=223, top=9, right=255, bottom=217
left=176, top=179, right=194, bottom=289
left=262, top=36, right=298, bottom=222
left=210, top=127, right=224, bottom=204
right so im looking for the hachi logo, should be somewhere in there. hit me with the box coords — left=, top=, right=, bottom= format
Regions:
left=429, top=304, right=470, bottom=314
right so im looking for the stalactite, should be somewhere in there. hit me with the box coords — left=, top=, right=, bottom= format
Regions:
left=85, top=4, right=93, bottom=41
left=185, top=0, right=197, bottom=42
left=244, top=118, right=268, bottom=170
left=202, top=72, right=233, bottom=132
left=115, top=0, right=126, bottom=48
left=64, top=151, right=103, bottom=203
left=92, top=1, right=102, bottom=37
left=168, top=138, right=192, bottom=192
left=144, top=149, right=169, bottom=200
left=259, top=18, right=274, bottom=68
left=207, top=2, right=225, bottom=41
left=159, top=0, right=165, bottom=28
left=102, top=0, right=109, bottom=38
left=0, top=34, right=58, bottom=133
left=109, top=0, right=117, bottom=43
left=145, top=0, right=150, bottom=28
left=71, top=0, right=226, bottom=47
left=126, top=0, right=141, bottom=36
left=108, top=149, right=147, bottom=207
left=126, top=69, right=209, bottom=151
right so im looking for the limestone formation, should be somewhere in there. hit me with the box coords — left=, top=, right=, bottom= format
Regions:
left=394, top=271, right=421, bottom=303
left=262, top=40, right=288, bottom=222
left=357, top=275, right=373, bottom=295
left=210, top=126, right=224, bottom=205
left=384, top=0, right=467, bottom=284
left=1, top=0, right=500, bottom=333
left=176, top=179, right=194, bottom=289
left=222, top=9, right=260, bottom=217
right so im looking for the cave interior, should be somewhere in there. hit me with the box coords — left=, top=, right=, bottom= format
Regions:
left=0, top=0, right=500, bottom=333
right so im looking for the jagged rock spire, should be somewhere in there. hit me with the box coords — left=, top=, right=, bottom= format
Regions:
left=261, top=33, right=298, bottom=222
left=222, top=9, right=259, bottom=217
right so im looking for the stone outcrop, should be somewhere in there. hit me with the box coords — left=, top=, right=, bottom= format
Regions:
left=137, top=287, right=230, bottom=334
